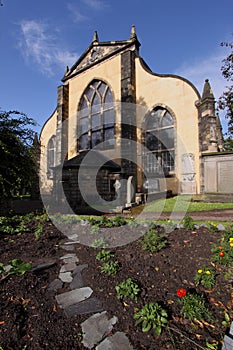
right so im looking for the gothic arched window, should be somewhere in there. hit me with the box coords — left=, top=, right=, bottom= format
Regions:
left=47, top=135, right=56, bottom=178
left=78, top=80, right=115, bottom=150
left=144, top=107, right=175, bottom=175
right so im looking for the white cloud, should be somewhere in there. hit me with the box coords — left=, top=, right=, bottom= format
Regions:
left=174, top=50, right=228, bottom=100
left=67, top=3, right=88, bottom=23
left=18, top=20, right=78, bottom=75
left=82, top=0, right=108, bottom=10
left=174, top=49, right=230, bottom=133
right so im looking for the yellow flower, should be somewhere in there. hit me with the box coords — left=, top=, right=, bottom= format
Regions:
left=229, top=237, right=233, bottom=242
left=230, top=242, right=233, bottom=247
left=197, top=269, right=203, bottom=274
left=205, top=270, right=211, bottom=275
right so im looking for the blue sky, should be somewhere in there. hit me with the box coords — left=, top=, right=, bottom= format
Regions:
left=0, top=0, right=232, bottom=135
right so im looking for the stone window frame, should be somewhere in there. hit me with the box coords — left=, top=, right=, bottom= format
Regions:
left=47, top=135, right=56, bottom=179
left=77, top=79, right=115, bottom=151
left=142, top=105, right=176, bottom=177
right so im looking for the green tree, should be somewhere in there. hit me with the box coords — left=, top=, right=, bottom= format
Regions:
left=0, top=109, right=38, bottom=199
left=218, top=36, right=233, bottom=135
left=224, top=136, right=233, bottom=151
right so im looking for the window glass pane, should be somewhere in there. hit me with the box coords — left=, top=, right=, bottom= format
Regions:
left=80, top=97, right=88, bottom=111
left=103, top=109, right=114, bottom=126
left=91, top=113, right=101, bottom=130
left=80, top=117, right=89, bottom=134
left=92, top=93, right=101, bottom=114
left=160, top=128, right=174, bottom=150
left=85, top=86, right=94, bottom=101
left=162, top=112, right=174, bottom=127
left=98, top=82, right=107, bottom=97
left=92, top=130, right=102, bottom=147
left=145, top=132, right=159, bottom=151
left=80, top=133, right=89, bottom=149
left=104, top=127, right=114, bottom=141
left=161, top=151, right=175, bottom=172
left=104, top=88, right=113, bottom=104
left=91, top=81, right=99, bottom=88
left=147, top=113, right=160, bottom=130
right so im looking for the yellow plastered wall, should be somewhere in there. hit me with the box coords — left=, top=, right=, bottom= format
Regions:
left=135, top=58, right=201, bottom=193
left=39, top=110, right=57, bottom=194
left=67, top=55, right=122, bottom=159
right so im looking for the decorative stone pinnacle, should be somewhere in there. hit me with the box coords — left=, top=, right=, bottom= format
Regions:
left=92, top=31, right=99, bottom=43
left=130, top=24, right=137, bottom=39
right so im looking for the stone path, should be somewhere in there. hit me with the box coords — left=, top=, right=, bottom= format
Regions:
left=48, top=231, right=135, bottom=350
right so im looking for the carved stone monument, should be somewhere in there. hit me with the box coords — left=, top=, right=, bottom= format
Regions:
left=180, top=153, right=196, bottom=194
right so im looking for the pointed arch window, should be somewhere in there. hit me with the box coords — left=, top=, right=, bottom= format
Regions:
left=78, top=80, right=115, bottom=150
left=47, top=135, right=56, bottom=179
left=143, top=107, right=175, bottom=175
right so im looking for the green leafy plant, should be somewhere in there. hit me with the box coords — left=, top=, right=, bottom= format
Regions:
left=116, top=278, right=140, bottom=301
left=194, top=266, right=216, bottom=290
left=222, top=312, right=231, bottom=327
left=91, top=238, right=108, bottom=248
left=0, top=259, right=31, bottom=280
left=101, top=261, right=120, bottom=275
left=178, top=293, right=212, bottom=322
left=134, top=302, right=168, bottom=335
left=205, top=341, right=221, bottom=350
left=96, top=249, right=114, bottom=262
left=8, top=259, right=31, bottom=276
left=141, top=228, right=167, bottom=253
left=34, top=222, right=43, bottom=240
left=183, top=215, right=195, bottom=230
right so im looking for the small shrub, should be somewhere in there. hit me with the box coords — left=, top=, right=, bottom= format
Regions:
left=101, top=261, right=120, bottom=275
left=141, top=228, right=167, bottom=253
left=194, top=266, right=216, bottom=290
left=116, top=278, right=140, bottom=301
left=134, top=302, right=168, bottom=335
left=178, top=292, right=212, bottom=322
left=183, top=215, right=195, bottom=230
left=96, top=249, right=114, bottom=262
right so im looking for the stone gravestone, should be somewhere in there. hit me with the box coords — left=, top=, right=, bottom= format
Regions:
left=181, top=153, right=196, bottom=194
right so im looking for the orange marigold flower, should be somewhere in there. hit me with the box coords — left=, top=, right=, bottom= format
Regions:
left=176, top=288, right=187, bottom=298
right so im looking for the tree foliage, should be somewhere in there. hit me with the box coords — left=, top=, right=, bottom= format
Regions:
left=218, top=36, right=233, bottom=135
left=0, top=110, right=38, bottom=199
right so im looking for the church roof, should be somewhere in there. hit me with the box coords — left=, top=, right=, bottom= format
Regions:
left=63, top=150, right=121, bottom=170
left=62, top=25, right=140, bottom=82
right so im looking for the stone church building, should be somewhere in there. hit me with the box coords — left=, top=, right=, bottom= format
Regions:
left=40, top=26, right=226, bottom=212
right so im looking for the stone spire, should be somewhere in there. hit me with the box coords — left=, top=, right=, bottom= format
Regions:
left=130, top=24, right=137, bottom=39
left=92, top=30, right=99, bottom=43
left=202, top=79, right=214, bottom=99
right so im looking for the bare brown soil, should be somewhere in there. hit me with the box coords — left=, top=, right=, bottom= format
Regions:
left=0, top=212, right=233, bottom=349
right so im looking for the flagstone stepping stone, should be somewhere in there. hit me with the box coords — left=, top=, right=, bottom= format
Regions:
left=81, top=311, right=118, bottom=349
left=32, top=260, right=56, bottom=273
left=60, top=253, right=79, bottom=264
left=59, top=271, right=73, bottom=283
left=60, top=244, right=75, bottom=251
left=56, top=287, right=93, bottom=309
left=64, top=297, right=104, bottom=317
left=60, top=262, right=77, bottom=272
left=96, top=332, right=135, bottom=350
left=70, top=264, right=88, bottom=289
left=48, top=278, right=63, bottom=291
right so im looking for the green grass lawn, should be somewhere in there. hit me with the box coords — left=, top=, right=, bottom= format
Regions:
left=143, top=195, right=233, bottom=213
